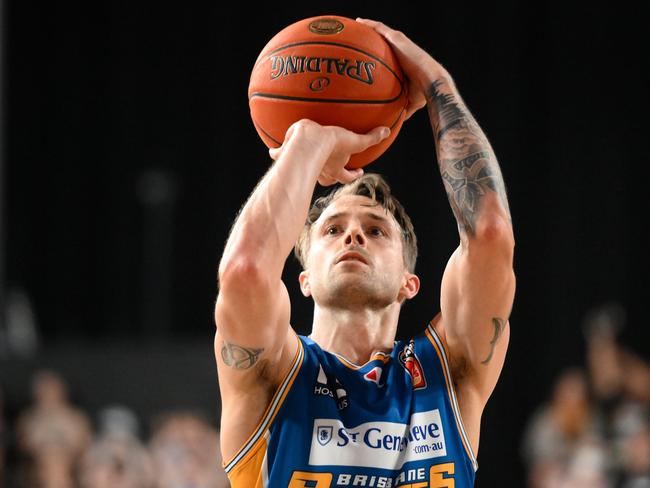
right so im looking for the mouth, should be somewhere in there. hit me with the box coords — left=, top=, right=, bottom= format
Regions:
left=336, top=252, right=368, bottom=265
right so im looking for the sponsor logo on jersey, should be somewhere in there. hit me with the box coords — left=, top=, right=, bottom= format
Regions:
left=398, top=341, right=427, bottom=390
left=313, top=365, right=349, bottom=411
left=308, top=409, right=447, bottom=469
left=363, top=366, right=385, bottom=387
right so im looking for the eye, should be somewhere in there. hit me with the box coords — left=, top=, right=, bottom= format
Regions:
left=369, top=227, right=385, bottom=237
left=325, top=225, right=341, bottom=236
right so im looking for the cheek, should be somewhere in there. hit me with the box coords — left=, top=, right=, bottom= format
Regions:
left=308, top=240, right=330, bottom=262
left=305, top=247, right=326, bottom=275
left=384, top=250, right=408, bottom=276
left=378, top=244, right=402, bottom=264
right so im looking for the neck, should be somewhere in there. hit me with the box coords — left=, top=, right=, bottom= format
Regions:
left=309, top=303, right=400, bottom=365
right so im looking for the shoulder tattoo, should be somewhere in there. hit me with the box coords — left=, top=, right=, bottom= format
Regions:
left=221, top=341, right=264, bottom=369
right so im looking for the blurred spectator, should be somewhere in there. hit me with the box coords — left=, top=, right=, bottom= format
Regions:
left=585, top=303, right=627, bottom=430
left=97, top=405, right=142, bottom=441
left=149, top=411, right=228, bottom=488
left=78, top=406, right=155, bottom=488
left=15, top=370, right=91, bottom=488
left=612, top=403, right=650, bottom=487
left=524, top=302, right=650, bottom=487
left=619, top=352, right=650, bottom=407
left=522, top=368, right=606, bottom=487
left=562, top=438, right=609, bottom=488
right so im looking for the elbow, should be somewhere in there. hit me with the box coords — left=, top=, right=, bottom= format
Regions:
left=476, top=215, right=514, bottom=244
left=218, top=258, right=270, bottom=293
left=472, top=214, right=515, bottom=257
left=467, top=193, right=514, bottom=249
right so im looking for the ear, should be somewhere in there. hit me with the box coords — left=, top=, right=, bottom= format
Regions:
left=398, top=271, right=420, bottom=302
left=298, top=270, right=311, bottom=297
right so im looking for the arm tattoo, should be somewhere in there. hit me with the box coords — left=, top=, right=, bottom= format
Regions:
left=481, top=318, right=507, bottom=365
left=221, top=341, right=264, bottom=369
left=427, top=78, right=511, bottom=236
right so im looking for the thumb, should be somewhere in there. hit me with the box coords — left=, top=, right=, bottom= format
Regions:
left=269, top=146, right=282, bottom=160
left=404, top=107, right=417, bottom=121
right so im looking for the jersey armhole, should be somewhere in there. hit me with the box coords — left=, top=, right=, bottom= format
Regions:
left=425, top=323, right=479, bottom=472
left=223, top=333, right=305, bottom=474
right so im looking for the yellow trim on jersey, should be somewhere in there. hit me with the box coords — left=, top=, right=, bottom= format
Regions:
left=223, top=336, right=304, bottom=475
left=425, top=324, right=479, bottom=472
left=333, top=351, right=391, bottom=370
left=227, top=431, right=269, bottom=487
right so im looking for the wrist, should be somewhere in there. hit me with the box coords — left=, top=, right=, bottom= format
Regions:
left=288, top=120, right=335, bottom=159
left=418, top=64, right=452, bottom=92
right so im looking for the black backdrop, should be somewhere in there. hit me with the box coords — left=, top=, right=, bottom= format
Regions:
left=3, top=1, right=648, bottom=486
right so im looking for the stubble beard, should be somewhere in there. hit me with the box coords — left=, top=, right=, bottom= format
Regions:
left=314, top=267, right=397, bottom=311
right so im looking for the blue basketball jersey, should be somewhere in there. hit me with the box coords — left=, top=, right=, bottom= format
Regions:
left=224, top=322, right=478, bottom=487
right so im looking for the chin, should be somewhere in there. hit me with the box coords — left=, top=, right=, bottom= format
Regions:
left=316, top=277, right=394, bottom=309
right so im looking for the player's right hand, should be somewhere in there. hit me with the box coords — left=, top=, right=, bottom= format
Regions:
left=356, top=18, right=448, bottom=120
left=269, top=119, right=390, bottom=186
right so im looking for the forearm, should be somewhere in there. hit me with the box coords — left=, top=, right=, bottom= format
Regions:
left=426, top=72, right=511, bottom=238
left=220, top=131, right=329, bottom=279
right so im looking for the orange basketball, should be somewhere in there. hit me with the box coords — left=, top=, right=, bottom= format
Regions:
left=248, top=15, right=408, bottom=169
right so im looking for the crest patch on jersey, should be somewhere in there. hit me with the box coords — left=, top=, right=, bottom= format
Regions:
left=363, top=366, right=386, bottom=387
left=317, top=425, right=333, bottom=446
left=399, top=340, right=427, bottom=390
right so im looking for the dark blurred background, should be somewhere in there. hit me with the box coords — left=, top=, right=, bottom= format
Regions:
left=1, top=1, right=648, bottom=487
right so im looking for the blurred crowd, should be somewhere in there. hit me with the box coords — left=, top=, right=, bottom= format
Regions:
left=2, top=302, right=649, bottom=487
left=522, top=304, right=650, bottom=488
left=0, top=370, right=229, bottom=488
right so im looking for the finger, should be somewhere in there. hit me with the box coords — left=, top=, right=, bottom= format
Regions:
left=404, top=101, right=425, bottom=121
left=336, top=167, right=364, bottom=184
left=356, top=18, right=394, bottom=37
left=361, top=126, right=391, bottom=149
left=347, top=126, right=390, bottom=154
left=269, top=146, right=282, bottom=160
left=318, top=175, right=337, bottom=187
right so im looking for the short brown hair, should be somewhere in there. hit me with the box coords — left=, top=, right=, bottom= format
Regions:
left=294, top=173, right=418, bottom=272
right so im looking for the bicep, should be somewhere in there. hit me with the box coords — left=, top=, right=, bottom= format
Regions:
left=440, top=239, right=515, bottom=402
left=214, top=269, right=296, bottom=391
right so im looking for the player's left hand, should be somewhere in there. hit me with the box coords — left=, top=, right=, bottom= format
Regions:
left=268, top=119, right=390, bottom=187
left=356, top=18, right=449, bottom=120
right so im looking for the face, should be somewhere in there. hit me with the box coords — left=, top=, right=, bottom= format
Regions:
left=299, top=195, right=419, bottom=310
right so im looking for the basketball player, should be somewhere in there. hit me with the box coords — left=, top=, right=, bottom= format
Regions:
left=215, top=18, right=515, bottom=487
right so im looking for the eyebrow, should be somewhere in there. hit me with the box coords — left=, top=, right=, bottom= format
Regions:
left=320, top=211, right=391, bottom=227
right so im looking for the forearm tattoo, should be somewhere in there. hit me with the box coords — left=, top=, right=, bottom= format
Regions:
left=427, top=79, right=511, bottom=236
left=481, top=318, right=507, bottom=365
left=221, top=341, right=264, bottom=369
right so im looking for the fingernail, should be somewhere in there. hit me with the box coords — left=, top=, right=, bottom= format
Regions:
left=381, top=127, right=390, bottom=137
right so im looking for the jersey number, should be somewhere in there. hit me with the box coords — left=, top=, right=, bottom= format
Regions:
left=288, top=471, right=332, bottom=487
left=288, top=462, right=455, bottom=487
left=429, top=462, right=455, bottom=487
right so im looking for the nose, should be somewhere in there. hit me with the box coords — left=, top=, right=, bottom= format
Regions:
left=344, top=224, right=366, bottom=247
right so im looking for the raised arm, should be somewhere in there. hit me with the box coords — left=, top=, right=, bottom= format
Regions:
left=215, top=119, right=389, bottom=459
left=426, top=68, right=515, bottom=401
left=358, top=19, right=515, bottom=416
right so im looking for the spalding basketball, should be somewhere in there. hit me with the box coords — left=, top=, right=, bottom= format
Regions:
left=248, top=15, right=407, bottom=169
